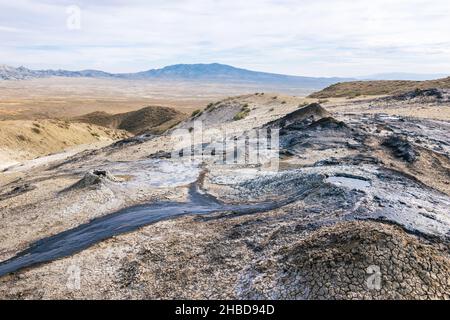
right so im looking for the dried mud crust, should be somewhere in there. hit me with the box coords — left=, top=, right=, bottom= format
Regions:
left=2, top=216, right=448, bottom=300
left=239, top=221, right=450, bottom=300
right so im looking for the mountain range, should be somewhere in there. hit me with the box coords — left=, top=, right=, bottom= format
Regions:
left=2, top=63, right=447, bottom=90
left=0, top=63, right=350, bottom=89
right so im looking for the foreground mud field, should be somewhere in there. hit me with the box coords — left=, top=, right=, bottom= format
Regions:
left=0, top=90, right=449, bottom=299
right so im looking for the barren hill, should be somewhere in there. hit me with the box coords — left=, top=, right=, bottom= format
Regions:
left=0, top=120, right=129, bottom=167
left=73, top=106, right=186, bottom=135
left=177, top=93, right=316, bottom=131
left=309, top=76, right=450, bottom=98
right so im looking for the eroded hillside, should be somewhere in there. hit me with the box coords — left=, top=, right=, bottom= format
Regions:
left=73, top=106, right=186, bottom=135
left=0, top=91, right=449, bottom=299
left=0, top=120, right=129, bottom=169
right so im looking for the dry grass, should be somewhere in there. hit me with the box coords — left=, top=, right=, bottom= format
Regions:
left=309, top=77, right=450, bottom=98
left=0, top=119, right=130, bottom=164
left=233, top=104, right=250, bottom=121
left=323, top=96, right=450, bottom=121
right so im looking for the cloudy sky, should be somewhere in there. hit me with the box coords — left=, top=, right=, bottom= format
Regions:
left=0, top=0, right=449, bottom=77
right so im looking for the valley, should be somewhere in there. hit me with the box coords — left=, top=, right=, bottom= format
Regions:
left=0, top=81, right=449, bottom=299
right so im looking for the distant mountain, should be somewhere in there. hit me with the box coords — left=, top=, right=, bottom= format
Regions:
left=38, top=69, right=114, bottom=78
left=0, top=63, right=351, bottom=90
left=118, top=63, right=350, bottom=88
left=0, top=65, right=37, bottom=80
left=359, top=72, right=448, bottom=81
left=0, top=65, right=113, bottom=80
left=3, top=63, right=448, bottom=86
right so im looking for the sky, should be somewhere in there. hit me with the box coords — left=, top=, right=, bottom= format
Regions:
left=0, top=0, right=449, bottom=77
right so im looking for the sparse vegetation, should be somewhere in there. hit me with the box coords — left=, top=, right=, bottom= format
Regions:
left=191, top=109, right=202, bottom=118
left=346, top=92, right=361, bottom=99
left=31, top=127, right=41, bottom=134
left=233, top=104, right=251, bottom=121
left=205, top=101, right=219, bottom=112
left=17, top=134, right=27, bottom=141
left=205, top=101, right=221, bottom=112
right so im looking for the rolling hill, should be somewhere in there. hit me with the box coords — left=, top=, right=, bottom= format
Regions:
left=73, top=106, right=186, bottom=135
left=309, top=77, right=450, bottom=98
left=0, top=65, right=113, bottom=80
left=0, top=119, right=129, bottom=167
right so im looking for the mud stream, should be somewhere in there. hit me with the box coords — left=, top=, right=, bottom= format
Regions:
left=0, top=178, right=301, bottom=277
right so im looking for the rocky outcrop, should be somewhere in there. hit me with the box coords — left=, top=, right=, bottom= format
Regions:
left=382, top=135, right=418, bottom=163
left=393, top=88, right=446, bottom=101
left=66, top=170, right=121, bottom=191
left=266, top=103, right=330, bottom=129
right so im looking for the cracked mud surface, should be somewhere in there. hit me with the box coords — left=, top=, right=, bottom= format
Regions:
left=0, top=92, right=449, bottom=299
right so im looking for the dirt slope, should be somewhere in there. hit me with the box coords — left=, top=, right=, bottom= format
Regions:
left=309, top=77, right=450, bottom=98
left=0, top=119, right=129, bottom=165
left=177, top=93, right=316, bottom=130
left=73, top=106, right=186, bottom=135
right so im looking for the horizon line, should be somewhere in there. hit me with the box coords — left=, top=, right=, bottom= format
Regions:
left=1, top=62, right=449, bottom=80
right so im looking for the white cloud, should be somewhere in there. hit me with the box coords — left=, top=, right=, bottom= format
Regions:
left=0, top=0, right=449, bottom=76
